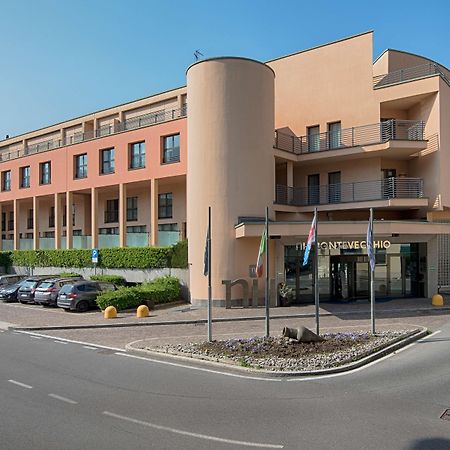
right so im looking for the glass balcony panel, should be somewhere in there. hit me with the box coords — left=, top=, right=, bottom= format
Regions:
left=19, top=239, right=33, bottom=250
left=126, top=233, right=149, bottom=247
left=39, top=238, right=55, bottom=249
left=73, top=235, right=92, bottom=249
left=2, top=239, right=13, bottom=251
left=158, top=231, right=179, bottom=247
left=98, top=235, right=119, bottom=248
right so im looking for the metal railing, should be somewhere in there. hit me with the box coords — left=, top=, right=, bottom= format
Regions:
left=0, top=105, right=187, bottom=163
left=274, top=119, right=425, bottom=155
left=373, top=63, right=450, bottom=88
left=275, top=177, right=424, bottom=207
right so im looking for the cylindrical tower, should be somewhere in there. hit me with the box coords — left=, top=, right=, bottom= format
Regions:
left=187, top=57, right=275, bottom=306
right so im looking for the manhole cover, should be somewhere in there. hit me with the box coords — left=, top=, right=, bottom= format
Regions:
left=440, top=409, right=450, bottom=420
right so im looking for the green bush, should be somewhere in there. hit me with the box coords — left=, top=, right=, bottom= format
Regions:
left=90, top=275, right=127, bottom=286
left=96, top=276, right=181, bottom=311
left=171, top=240, right=188, bottom=268
left=59, top=272, right=82, bottom=278
left=2, top=247, right=173, bottom=270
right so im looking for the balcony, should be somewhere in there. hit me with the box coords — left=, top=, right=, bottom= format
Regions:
left=0, top=105, right=187, bottom=163
left=373, top=63, right=450, bottom=89
left=274, top=120, right=425, bottom=155
left=275, top=177, right=425, bottom=209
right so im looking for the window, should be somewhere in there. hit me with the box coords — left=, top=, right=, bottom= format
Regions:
left=307, top=126, right=320, bottom=152
left=127, top=225, right=146, bottom=233
left=158, top=223, right=178, bottom=232
left=40, top=161, right=51, bottom=185
left=27, top=209, right=33, bottom=229
left=101, top=148, right=115, bottom=174
left=308, top=174, right=320, bottom=205
left=8, top=212, right=13, bottom=231
left=1, top=212, right=5, bottom=231
left=328, top=172, right=341, bottom=203
left=1, top=170, right=11, bottom=191
left=99, top=227, right=119, bottom=234
left=75, top=154, right=88, bottom=179
left=127, top=197, right=138, bottom=221
left=43, top=231, right=55, bottom=238
left=130, top=142, right=145, bottom=169
left=162, top=134, right=180, bottom=164
left=20, top=166, right=30, bottom=188
left=327, top=122, right=341, bottom=149
left=158, top=193, right=173, bottom=219
left=49, top=206, right=55, bottom=228
left=105, top=199, right=119, bottom=223
left=62, top=204, right=76, bottom=227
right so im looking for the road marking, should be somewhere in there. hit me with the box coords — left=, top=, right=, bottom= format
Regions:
left=8, top=379, right=32, bottom=389
left=29, top=336, right=42, bottom=339
left=53, top=340, right=68, bottom=345
left=13, top=330, right=124, bottom=352
left=48, top=393, right=78, bottom=404
left=103, top=411, right=283, bottom=448
left=83, top=346, right=98, bottom=350
left=418, top=329, right=442, bottom=341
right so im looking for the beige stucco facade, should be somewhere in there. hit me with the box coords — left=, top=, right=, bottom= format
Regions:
left=1, top=31, right=449, bottom=304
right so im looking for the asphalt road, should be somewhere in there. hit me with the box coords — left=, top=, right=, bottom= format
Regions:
left=1, top=325, right=450, bottom=449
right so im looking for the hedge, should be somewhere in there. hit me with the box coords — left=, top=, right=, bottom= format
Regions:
left=171, top=240, right=188, bottom=269
left=96, top=276, right=181, bottom=311
left=90, top=275, right=127, bottom=286
left=2, top=246, right=174, bottom=270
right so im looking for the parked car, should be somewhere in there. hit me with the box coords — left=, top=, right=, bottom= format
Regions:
left=17, top=276, right=55, bottom=304
left=0, top=280, right=28, bottom=303
left=0, top=274, right=25, bottom=288
left=34, top=277, right=83, bottom=307
left=57, top=281, right=117, bottom=312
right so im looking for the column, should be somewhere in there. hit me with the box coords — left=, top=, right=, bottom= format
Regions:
left=91, top=187, right=98, bottom=249
left=13, top=199, right=19, bottom=250
left=150, top=178, right=159, bottom=246
left=119, top=183, right=127, bottom=247
left=0, top=203, right=3, bottom=251
left=66, top=191, right=73, bottom=249
left=287, top=161, right=294, bottom=204
left=33, top=196, right=39, bottom=250
left=54, top=193, right=62, bottom=249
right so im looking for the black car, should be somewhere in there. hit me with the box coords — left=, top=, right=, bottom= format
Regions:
left=0, top=280, right=27, bottom=303
left=17, top=276, right=55, bottom=304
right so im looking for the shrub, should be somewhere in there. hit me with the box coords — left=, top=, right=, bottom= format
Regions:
left=96, top=276, right=181, bottom=311
left=59, top=272, right=82, bottom=278
left=2, top=247, right=173, bottom=270
left=171, top=240, right=188, bottom=268
left=90, top=275, right=127, bottom=286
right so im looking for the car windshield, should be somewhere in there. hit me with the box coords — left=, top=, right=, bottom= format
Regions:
left=1, top=282, right=20, bottom=291
left=37, top=282, right=54, bottom=289
left=21, top=280, right=38, bottom=289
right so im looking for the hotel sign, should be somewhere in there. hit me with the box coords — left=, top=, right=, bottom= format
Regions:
left=296, top=240, right=391, bottom=250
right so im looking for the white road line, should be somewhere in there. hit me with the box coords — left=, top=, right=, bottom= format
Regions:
left=13, top=330, right=124, bottom=352
left=29, top=336, right=42, bottom=339
left=103, top=411, right=283, bottom=448
left=48, top=393, right=78, bottom=404
left=53, top=340, right=68, bottom=345
left=418, top=329, right=442, bottom=341
left=8, top=379, right=32, bottom=389
left=83, top=346, right=98, bottom=350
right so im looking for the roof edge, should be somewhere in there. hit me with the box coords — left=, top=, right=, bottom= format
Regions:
left=266, top=30, right=374, bottom=64
left=373, top=48, right=450, bottom=72
left=186, top=56, right=275, bottom=76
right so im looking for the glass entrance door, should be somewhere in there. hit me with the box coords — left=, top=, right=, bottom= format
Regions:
left=330, top=256, right=369, bottom=301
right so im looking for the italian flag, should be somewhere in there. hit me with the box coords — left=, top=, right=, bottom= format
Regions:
left=256, top=227, right=267, bottom=278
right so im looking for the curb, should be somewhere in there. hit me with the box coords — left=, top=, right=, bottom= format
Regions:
left=9, top=307, right=450, bottom=332
left=124, top=327, right=429, bottom=378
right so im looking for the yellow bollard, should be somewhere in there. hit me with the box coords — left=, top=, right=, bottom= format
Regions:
left=104, top=306, right=117, bottom=319
left=432, top=294, right=444, bottom=307
left=137, top=304, right=150, bottom=318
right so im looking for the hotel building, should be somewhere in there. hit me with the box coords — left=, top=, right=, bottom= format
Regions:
left=1, top=31, right=450, bottom=305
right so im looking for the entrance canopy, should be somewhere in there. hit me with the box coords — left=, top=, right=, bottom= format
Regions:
left=235, top=220, right=450, bottom=239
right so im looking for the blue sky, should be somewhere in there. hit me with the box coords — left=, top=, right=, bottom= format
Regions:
left=1, top=0, right=449, bottom=138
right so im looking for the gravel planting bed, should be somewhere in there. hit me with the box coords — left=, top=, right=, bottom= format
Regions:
left=150, top=329, right=420, bottom=371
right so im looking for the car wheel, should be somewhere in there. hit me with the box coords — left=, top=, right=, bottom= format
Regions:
left=76, top=301, right=89, bottom=313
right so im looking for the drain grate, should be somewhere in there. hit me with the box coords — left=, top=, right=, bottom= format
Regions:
left=440, top=409, right=450, bottom=420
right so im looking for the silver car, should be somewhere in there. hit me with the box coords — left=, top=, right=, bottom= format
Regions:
left=34, top=278, right=83, bottom=307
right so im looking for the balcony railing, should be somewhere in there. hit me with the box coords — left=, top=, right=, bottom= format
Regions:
left=275, top=177, right=424, bottom=207
left=274, top=119, right=425, bottom=155
left=373, top=63, right=450, bottom=88
left=0, top=105, right=187, bottom=163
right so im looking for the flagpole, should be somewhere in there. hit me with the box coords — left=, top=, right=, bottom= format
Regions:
left=370, top=208, right=375, bottom=334
left=314, top=207, right=319, bottom=335
left=207, top=206, right=212, bottom=342
left=265, top=206, right=270, bottom=338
